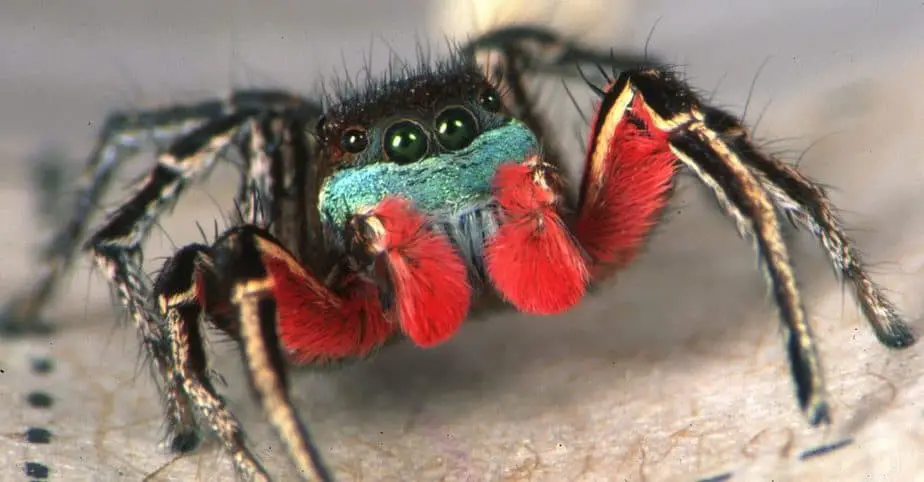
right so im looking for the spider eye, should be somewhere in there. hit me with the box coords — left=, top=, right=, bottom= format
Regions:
left=477, top=87, right=501, bottom=112
left=340, top=128, right=368, bottom=154
left=434, top=107, right=479, bottom=151
left=383, top=120, right=429, bottom=164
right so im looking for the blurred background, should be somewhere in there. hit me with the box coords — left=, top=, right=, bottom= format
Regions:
left=1, top=0, right=924, bottom=480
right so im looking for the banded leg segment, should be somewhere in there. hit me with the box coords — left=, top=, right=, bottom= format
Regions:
left=704, top=113, right=915, bottom=348
left=0, top=103, right=218, bottom=334
left=0, top=90, right=322, bottom=336
left=582, top=69, right=841, bottom=424
left=153, top=227, right=338, bottom=481
left=181, top=213, right=470, bottom=480
left=216, top=229, right=334, bottom=481
left=155, top=244, right=270, bottom=480
left=74, top=99, right=313, bottom=449
left=668, top=127, right=829, bottom=424
left=87, top=111, right=254, bottom=447
left=3, top=91, right=323, bottom=452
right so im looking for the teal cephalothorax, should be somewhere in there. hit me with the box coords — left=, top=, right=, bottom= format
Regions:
left=318, top=119, right=538, bottom=227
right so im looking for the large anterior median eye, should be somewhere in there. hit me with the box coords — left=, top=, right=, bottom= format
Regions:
left=383, top=120, right=429, bottom=164
left=434, top=107, right=479, bottom=151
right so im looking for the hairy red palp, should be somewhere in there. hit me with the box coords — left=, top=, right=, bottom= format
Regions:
left=575, top=92, right=676, bottom=271
left=263, top=246, right=395, bottom=364
left=367, top=197, right=472, bottom=347
left=486, top=161, right=589, bottom=314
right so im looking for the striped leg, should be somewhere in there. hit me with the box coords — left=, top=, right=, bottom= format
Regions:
left=0, top=101, right=220, bottom=335
left=574, top=68, right=915, bottom=424
left=0, top=91, right=320, bottom=336
left=86, top=111, right=254, bottom=450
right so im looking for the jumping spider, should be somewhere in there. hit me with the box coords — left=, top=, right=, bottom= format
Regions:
left=1, top=26, right=916, bottom=480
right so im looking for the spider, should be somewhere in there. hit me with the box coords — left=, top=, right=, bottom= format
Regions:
left=1, top=26, right=916, bottom=481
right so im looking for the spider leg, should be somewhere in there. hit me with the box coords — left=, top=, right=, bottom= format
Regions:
left=156, top=227, right=335, bottom=481
left=0, top=90, right=319, bottom=336
left=233, top=105, right=328, bottom=273
left=182, top=206, right=470, bottom=479
left=223, top=233, right=333, bottom=482
left=577, top=69, right=834, bottom=425
left=0, top=102, right=219, bottom=335
left=462, top=25, right=661, bottom=81
left=154, top=244, right=271, bottom=480
left=85, top=111, right=256, bottom=450
left=702, top=110, right=915, bottom=348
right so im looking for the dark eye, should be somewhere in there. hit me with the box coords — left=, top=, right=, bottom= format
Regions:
left=383, top=120, right=429, bottom=164
left=315, top=115, right=327, bottom=135
left=340, top=128, right=368, bottom=154
left=434, top=107, right=479, bottom=151
left=477, top=87, right=501, bottom=112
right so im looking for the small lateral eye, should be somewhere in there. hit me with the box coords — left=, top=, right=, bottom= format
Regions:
left=315, top=115, right=328, bottom=135
left=477, top=87, right=501, bottom=112
left=340, top=128, right=369, bottom=154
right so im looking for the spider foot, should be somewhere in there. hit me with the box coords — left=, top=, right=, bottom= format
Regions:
left=873, top=314, right=917, bottom=349
left=806, top=398, right=832, bottom=427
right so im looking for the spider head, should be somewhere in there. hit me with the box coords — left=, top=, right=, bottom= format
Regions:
left=314, top=58, right=540, bottom=227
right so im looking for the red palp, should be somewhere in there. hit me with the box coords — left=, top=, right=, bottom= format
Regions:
left=486, top=158, right=590, bottom=314
left=367, top=198, right=472, bottom=347
left=485, top=88, right=676, bottom=313
left=268, top=197, right=471, bottom=362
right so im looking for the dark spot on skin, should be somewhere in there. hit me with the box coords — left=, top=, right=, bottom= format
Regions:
left=799, top=438, right=853, bottom=460
left=30, top=357, right=54, bottom=375
left=24, top=461, right=49, bottom=478
left=697, top=472, right=734, bottom=482
left=25, top=427, right=52, bottom=444
left=26, top=391, right=54, bottom=409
